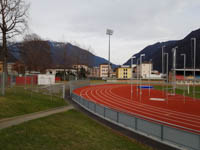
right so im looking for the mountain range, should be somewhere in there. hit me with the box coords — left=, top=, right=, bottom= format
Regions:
left=7, top=41, right=117, bottom=69
left=124, top=28, right=200, bottom=72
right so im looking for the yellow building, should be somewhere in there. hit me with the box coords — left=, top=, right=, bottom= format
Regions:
left=116, top=66, right=132, bottom=79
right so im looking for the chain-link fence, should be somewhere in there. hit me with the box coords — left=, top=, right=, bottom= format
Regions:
left=0, top=73, right=67, bottom=100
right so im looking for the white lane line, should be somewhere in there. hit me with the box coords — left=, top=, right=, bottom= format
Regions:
left=102, top=87, right=200, bottom=126
left=78, top=85, right=200, bottom=130
left=85, top=86, right=200, bottom=128
left=108, top=85, right=200, bottom=120
left=106, top=86, right=200, bottom=123
left=150, top=98, right=165, bottom=101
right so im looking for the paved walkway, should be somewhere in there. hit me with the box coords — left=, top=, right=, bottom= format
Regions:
left=0, top=105, right=73, bottom=130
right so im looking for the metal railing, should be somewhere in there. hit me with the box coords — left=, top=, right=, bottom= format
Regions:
left=70, top=81, right=200, bottom=150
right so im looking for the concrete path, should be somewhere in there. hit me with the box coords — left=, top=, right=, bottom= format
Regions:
left=0, top=105, right=73, bottom=130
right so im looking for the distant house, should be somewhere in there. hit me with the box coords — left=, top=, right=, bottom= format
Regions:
left=89, top=66, right=100, bottom=78
left=0, top=49, right=18, bottom=75
left=0, top=61, right=17, bottom=75
left=116, top=65, right=132, bottom=79
left=72, top=64, right=89, bottom=72
left=99, top=64, right=112, bottom=78
left=46, top=67, right=77, bottom=75
left=133, top=62, right=152, bottom=79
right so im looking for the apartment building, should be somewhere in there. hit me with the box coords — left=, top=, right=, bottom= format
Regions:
left=99, top=64, right=111, bottom=78
left=116, top=65, right=132, bottom=79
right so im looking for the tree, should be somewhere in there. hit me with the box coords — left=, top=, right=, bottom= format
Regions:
left=0, top=0, right=29, bottom=95
left=20, top=34, right=52, bottom=73
left=0, top=0, right=29, bottom=72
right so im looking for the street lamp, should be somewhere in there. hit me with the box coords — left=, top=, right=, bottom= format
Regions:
left=164, top=53, right=169, bottom=102
left=140, top=54, right=145, bottom=97
left=162, top=45, right=166, bottom=76
left=181, top=53, right=186, bottom=103
left=161, top=46, right=166, bottom=94
left=164, top=53, right=169, bottom=83
left=137, top=58, right=140, bottom=96
left=180, top=54, right=186, bottom=81
left=106, top=29, right=114, bottom=78
left=172, top=46, right=178, bottom=95
left=131, top=56, right=136, bottom=99
left=148, top=59, right=152, bottom=96
left=191, top=38, right=196, bottom=99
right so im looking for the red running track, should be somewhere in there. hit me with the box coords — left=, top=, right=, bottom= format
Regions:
left=73, top=84, right=200, bottom=134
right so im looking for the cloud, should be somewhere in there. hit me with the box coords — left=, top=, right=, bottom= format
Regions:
left=27, top=0, right=200, bottom=64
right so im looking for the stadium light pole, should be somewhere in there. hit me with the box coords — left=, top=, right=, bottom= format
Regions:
left=191, top=38, right=196, bottom=99
left=131, top=56, right=136, bottom=99
left=140, top=54, right=145, bottom=97
left=106, top=29, right=114, bottom=78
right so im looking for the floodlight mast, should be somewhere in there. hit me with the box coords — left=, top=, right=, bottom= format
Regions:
left=106, top=29, right=114, bottom=78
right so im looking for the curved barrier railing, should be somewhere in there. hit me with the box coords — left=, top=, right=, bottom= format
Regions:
left=70, top=81, right=200, bottom=150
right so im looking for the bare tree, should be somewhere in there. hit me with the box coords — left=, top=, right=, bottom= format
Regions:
left=0, top=0, right=29, bottom=72
left=0, top=0, right=29, bottom=95
left=20, top=34, right=52, bottom=73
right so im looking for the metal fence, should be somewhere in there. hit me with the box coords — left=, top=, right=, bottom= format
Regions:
left=34, top=83, right=66, bottom=99
left=0, top=73, right=66, bottom=99
left=70, top=81, right=200, bottom=150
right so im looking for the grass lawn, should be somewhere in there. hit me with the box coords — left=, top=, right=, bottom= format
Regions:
left=90, top=80, right=106, bottom=85
left=0, top=86, right=67, bottom=119
left=154, top=85, right=200, bottom=99
left=0, top=109, right=152, bottom=150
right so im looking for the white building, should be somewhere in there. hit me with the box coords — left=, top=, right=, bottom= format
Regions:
left=89, top=66, right=100, bottom=77
left=135, top=62, right=152, bottom=79
left=46, top=68, right=77, bottom=75
left=72, top=64, right=89, bottom=72
left=99, top=64, right=112, bottom=78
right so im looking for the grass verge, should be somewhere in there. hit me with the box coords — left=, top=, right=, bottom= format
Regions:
left=0, top=109, right=152, bottom=150
left=154, top=85, right=200, bottom=99
left=0, top=86, right=67, bottom=119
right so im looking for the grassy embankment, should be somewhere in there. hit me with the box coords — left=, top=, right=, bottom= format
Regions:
left=0, top=109, right=152, bottom=150
left=0, top=86, right=67, bottom=119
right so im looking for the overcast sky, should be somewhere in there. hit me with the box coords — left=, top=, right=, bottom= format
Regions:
left=26, top=0, right=200, bottom=65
